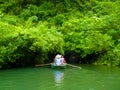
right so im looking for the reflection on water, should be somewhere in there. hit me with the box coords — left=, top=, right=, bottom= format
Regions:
left=54, top=70, right=64, bottom=86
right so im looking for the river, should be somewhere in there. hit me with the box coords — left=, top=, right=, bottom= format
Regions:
left=0, top=64, right=120, bottom=90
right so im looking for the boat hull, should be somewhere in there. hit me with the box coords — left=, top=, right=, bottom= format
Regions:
left=50, top=63, right=67, bottom=69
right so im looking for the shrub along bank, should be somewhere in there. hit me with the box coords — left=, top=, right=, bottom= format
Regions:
left=0, top=0, right=120, bottom=68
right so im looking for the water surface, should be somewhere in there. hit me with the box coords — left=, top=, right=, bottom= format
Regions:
left=0, top=65, right=120, bottom=90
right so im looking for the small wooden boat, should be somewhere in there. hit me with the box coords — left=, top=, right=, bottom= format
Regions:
left=50, top=63, right=67, bottom=69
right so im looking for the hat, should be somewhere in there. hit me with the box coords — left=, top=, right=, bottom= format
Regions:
left=55, top=54, right=61, bottom=58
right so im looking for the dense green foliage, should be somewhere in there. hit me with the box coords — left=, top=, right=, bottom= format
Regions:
left=0, top=0, right=120, bottom=68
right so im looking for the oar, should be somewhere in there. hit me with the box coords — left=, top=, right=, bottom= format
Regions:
left=35, top=63, right=50, bottom=67
left=67, top=64, right=82, bottom=69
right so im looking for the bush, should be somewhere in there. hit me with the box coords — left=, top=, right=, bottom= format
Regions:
left=59, top=16, right=114, bottom=63
left=0, top=21, right=64, bottom=68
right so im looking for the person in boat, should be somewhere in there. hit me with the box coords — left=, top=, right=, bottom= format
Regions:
left=54, top=54, right=62, bottom=65
left=61, top=55, right=66, bottom=64
left=54, top=54, right=66, bottom=65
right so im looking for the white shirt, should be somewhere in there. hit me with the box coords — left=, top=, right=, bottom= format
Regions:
left=55, top=58, right=61, bottom=65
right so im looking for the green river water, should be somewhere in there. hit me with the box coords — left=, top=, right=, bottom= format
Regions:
left=0, top=64, right=120, bottom=90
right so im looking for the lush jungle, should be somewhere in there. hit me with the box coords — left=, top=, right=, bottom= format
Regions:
left=0, top=0, right=120, bottom=69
